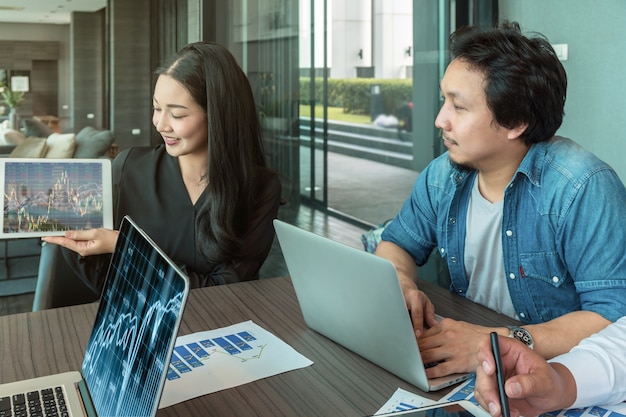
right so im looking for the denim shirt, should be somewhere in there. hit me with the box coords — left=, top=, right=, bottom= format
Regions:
left=382, top=136, right=626, bottom=324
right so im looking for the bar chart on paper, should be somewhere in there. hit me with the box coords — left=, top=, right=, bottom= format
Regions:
left=159, top=320, right=313, bottom=408
left=167, top=329, right=265, bottom=380
left=375, top=388, right=436, bottom=415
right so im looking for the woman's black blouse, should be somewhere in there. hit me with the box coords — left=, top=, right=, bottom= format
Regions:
left=67, top=145, right=281, bottom=293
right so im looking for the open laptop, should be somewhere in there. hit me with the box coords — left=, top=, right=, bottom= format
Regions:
left=0, top=215, right=190, bottom=417
left=273, top=219, right=470, bottom=392
left=0, top=158, right=113, bottom=239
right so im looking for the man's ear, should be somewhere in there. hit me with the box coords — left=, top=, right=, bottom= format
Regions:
left=507, top=123, right=528, bottom=140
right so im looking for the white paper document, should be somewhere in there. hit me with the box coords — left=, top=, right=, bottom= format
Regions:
left=375, top=388, right=437, bottom=414
left=378, top=378, right=626, bottom=417
left=159, top=320, right=313, bottom=408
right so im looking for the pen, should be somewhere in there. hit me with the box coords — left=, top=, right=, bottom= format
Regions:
left=490, top=332, right=511, bottom=417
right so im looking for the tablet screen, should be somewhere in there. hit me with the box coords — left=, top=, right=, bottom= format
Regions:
left=0, top=158, right=113, bottom=238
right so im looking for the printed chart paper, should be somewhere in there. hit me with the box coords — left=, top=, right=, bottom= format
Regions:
left=375, top=388, right=436, bottom=414
left=377, top=379, right=626, bottom=417
left=159, top=320, right=313, bottom=408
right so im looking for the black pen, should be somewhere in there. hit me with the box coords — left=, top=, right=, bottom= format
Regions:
left=490, top=332, right=511, bottom=417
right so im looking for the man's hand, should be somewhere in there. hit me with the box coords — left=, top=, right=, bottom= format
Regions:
left=403, top=285, right=438, bottom=337
left=42, top=228, right=119, bottom=257
left=474, top=334, right=577, bottom=417
left=418, top=318, right=496, bottom=377
left=374, top=241, right=438, bottom=335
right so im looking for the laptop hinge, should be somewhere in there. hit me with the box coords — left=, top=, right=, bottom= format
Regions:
left=76, top=379, right=97, bottom=417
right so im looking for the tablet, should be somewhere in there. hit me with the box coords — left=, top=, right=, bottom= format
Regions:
left=0, top=158, right=113, bottom=238
left=371, top=400, right=491, bottom=417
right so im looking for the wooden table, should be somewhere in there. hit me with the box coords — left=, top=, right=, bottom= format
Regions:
left=0, top=276, right=519, bottom=416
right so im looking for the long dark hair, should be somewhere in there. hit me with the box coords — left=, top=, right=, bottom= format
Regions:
left=155, top=41, right=268, bottom=266
left=450, top=21, right=567, bottom=145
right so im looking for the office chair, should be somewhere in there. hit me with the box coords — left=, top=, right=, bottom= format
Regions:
left=32, top=242, right=99, bottom=311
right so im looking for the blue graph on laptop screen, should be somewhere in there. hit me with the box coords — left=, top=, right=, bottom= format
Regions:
left=81, top=218, right=186, bottom=417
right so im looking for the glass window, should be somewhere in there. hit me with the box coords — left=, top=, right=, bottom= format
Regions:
left=221, top=0, right=494, bottom=228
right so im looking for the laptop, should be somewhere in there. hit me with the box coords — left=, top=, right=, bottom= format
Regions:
left=273, top=219, right=470, bottom=392
left=0, top=215, right=190, bottom=417
left=0, top=158, right=113, bottom=239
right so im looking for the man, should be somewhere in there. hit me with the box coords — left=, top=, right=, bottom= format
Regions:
left=375, top=20, right=626, bottom=378
left=474, top=320, right=626, bottom=417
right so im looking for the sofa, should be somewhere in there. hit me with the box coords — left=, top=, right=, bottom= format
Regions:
left=0, top=118, right=117, bottom=159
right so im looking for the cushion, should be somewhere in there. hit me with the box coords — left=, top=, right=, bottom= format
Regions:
left=45, top=133, right=76, bottom=158
left=9, top=137, right=48, bottom=158
left=74, top=126, right=115, bottom=158
left=22, top=118, right=54, bottom=138
left=0, top=128, right=26, bottom=145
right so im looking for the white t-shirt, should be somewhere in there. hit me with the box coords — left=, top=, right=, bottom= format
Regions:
left=464, top=178, right=517, bottom=319
left=551, top=316, right=626, bottom=408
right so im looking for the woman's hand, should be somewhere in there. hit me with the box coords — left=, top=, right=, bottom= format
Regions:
left=42, top=228, right=119, bottom=257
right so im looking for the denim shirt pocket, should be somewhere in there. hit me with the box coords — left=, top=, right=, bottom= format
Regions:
left=516, top=252, right=579, bottom=322
left=519, top=252, right=567, bottom=288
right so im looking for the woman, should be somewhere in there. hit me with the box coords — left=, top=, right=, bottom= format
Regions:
left=43, top=42, right=282, bottom=292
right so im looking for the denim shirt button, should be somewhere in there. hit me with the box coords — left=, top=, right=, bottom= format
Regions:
left=449, top=217, right=456, bottom=224
left=552, top=276, right=559, bottom=283
left=450, top=256, right=457, bottom=263
left=519, top=312, right=526, bottom=318
left=440, top=247, right=445, bottom=255
left=458, top=289, right=463, bottom=293
left=509, top=273, right=516, bottom=279
left=505, top=230, right=513, bottom=237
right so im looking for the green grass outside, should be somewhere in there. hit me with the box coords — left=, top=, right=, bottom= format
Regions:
left=299, top=105, right=371, bottom=125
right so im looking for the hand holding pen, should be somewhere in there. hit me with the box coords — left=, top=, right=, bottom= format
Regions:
left=474, top=333, right=577, bottom=417
left=490, top=332, right=511, bottom=417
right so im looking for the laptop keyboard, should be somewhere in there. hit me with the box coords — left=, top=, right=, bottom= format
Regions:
left=0, top=387, right=69, bottom=417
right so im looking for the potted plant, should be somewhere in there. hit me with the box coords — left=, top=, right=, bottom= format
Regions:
left=0, top=82, right=24, bottom=129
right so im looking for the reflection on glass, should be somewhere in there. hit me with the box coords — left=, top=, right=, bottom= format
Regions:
left=230, top=0, right=417, bottom=226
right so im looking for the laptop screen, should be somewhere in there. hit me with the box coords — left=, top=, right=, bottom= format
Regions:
left=81, top=216, right=189, bottom=417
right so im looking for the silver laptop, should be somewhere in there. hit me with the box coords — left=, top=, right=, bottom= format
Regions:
left=273, top=219, right=470, bottom=392
left=0, top=215, right=190, bottom=416
left=0, top=158, right=113, bottom=239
